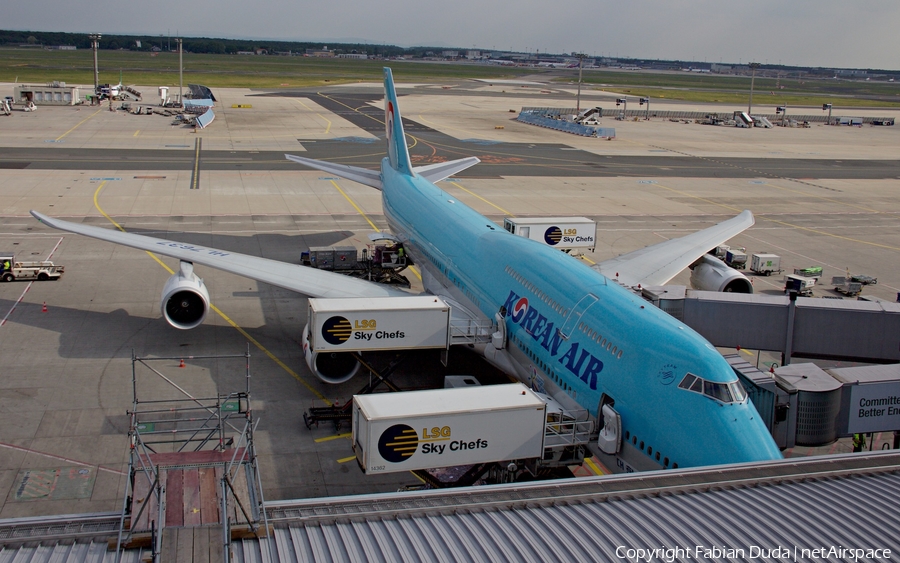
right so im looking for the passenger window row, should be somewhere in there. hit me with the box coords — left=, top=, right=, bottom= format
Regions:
left=577, top=321, right=624, bottom=360
left=624, top=429, right=676, bottom=469
left=505, top=266, right=568, bottom=316
left=513, top=335, right=575, bottom=399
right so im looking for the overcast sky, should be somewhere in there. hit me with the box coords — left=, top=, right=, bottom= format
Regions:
left=6, top=0, right=900, bottom=70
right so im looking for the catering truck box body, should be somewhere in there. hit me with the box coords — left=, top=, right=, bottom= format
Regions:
left=750, top=253, right=781, bottom=275
left=502, top=217, right=596, bottom=251
left=352, top=383, right=547, bottom=474
left=308, top=296, right=451, bottom=352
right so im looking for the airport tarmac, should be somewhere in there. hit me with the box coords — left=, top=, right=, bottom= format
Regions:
left=0, top=77, right=898, bottom=519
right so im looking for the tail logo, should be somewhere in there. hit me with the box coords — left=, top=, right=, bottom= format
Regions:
left=385, top=101, right=397, bottom=166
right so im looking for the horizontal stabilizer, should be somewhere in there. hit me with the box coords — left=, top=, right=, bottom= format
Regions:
left=594, top=210, right=755, bottom=287
left=414, top=157, right=481, bottom=184
left=285, top=154, right=383, bottom=190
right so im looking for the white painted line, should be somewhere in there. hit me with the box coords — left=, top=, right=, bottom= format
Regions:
left=0, top=282, right=33, bottom=327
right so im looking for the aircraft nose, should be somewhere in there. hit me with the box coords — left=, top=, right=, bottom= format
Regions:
left=715, top=404, right=783, bottom=463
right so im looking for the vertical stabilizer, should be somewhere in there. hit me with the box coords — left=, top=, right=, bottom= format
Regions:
left=383, top=68, right=414, bottom=176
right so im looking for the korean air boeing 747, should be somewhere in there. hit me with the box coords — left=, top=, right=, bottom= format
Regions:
left=32, top=68, right=781, bottom=470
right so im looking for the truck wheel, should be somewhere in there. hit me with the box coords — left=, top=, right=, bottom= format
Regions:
left=1, top=273, right=13, bottom=282
left=38, top=273, right=49, bottom=281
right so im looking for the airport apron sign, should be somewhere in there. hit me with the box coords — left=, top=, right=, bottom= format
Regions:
left=847, top=382, right=900, bottom=434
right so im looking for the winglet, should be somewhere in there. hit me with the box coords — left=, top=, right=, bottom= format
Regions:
left=383, top=68, right=414, bottom=176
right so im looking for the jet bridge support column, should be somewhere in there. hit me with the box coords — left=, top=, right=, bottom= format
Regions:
left=783, top=290, right=797, bottom=366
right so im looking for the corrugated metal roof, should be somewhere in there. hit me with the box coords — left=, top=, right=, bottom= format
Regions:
left=3, top=452, right=900, bottom=562
left=236, top=471, right=900, bottom=563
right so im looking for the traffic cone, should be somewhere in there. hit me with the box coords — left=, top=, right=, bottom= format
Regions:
left=41, top=302, right=48, bottom=313
left=179, top=359, right=185, bottom=368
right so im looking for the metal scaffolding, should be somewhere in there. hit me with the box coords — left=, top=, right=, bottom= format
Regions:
left=114, top=347, right=271, bottom=563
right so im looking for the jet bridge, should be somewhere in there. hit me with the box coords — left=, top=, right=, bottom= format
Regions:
left=727, top=355, right=900, bottom=450
left=643, top=286, right=900, bottom=364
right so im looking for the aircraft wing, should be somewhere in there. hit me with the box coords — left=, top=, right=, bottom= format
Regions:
left=30, top=211, right=408, bottom=299
left=593, top=210, right=754, bottom=287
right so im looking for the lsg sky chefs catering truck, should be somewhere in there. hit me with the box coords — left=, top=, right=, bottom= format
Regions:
left=502, top=217, right=597, bottom=253
left=352, top=384, right=548, bottom=474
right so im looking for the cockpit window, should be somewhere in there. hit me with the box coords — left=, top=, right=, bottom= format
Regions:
left=729, top=381, right=747, bottom=402
left=678, top=372, right=747, bottom=404
left=704, top=381, right=733, bottom=403
left=678, top=374, right=696, bottom=390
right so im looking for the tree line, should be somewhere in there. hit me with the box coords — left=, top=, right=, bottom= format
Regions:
left=0, top=29, right=416, bottom=57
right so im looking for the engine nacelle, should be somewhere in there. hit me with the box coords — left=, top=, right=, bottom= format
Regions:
left=160, top=261, right=210, bottom=329
left=690, top=254, right=754, bottom=293
left=302, top=323, right=361, bottom=384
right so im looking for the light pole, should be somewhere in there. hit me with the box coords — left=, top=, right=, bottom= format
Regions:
left=88, top=33, right=102, bottom=96
left=575, top=53, right=586, bottom=113
left=640, top=97, right=649, bottom=120
left=776, top=105, right=787, bottom=127
left=822, top=103, right=833, bottom=125
left=748, top=62, right=760, bottom=115
left=616, top=98, right=627, bottom=119
left=177, top=38, right=183, bottom=107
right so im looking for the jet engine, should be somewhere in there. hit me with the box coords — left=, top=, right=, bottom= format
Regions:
left=160, top=261, right=210, bottom=329
left=690, top=254, right=753, bottom=294
left=301, top=323, right=361, bottom=384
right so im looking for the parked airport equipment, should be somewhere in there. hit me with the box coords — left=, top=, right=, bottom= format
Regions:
left=750, top=253, right=782, bottom=275
left=502, top=217, right=596, bottom=252
left=0, top=252, right=64, bottom=282
left=353, top=384, right=546, bottom=474
left=303, top=296, right=451, bottom=384
left=784, top=274, right=817, bottom=296
left=832, top=276, right=863, bottom=297
left=794, top=266, right=823, bottom=278
left=725, top=249, right=748, bottom=269
left=851, top=274, right=877, bottom=285
left=734, top=111, right=754, bottom=128
left=307, top=296, right=451, bottom=354
left=301, top=243, right=410, bottom=286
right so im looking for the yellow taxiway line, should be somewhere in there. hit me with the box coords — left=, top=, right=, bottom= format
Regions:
left=92, top=181, right=331, bottom=405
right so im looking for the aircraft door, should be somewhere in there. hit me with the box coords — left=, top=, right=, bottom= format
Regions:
left=492, top=311, right=507, bottom=350
left=597, top=403, right=621, bottom=455
left=559, top=294, right=598, bottom=339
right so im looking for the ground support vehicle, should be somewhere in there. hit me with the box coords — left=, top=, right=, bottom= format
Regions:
left=0, top=253, right=64, bottom=282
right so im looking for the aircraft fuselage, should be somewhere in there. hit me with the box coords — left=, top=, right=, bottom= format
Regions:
left=379, top=161, right=782, bottom=469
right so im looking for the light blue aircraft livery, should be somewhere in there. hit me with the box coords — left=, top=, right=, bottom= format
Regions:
left=32, top=68, right=782, bottom=470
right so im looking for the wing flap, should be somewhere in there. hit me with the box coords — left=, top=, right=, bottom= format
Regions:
left=31, top=211, right=406, bottom=299
left=593, top=210, right=754, bottom=287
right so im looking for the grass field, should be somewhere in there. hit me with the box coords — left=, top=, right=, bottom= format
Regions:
left=589, top=86, right=900, bottom=108
left=3, top=47, right=899, bottom=108
left=564, top=70, right=900, bottom=108
left=0, top=48, right=536, bottom=88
